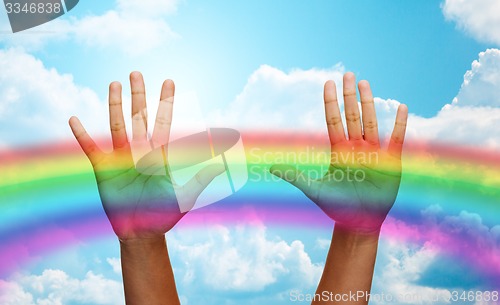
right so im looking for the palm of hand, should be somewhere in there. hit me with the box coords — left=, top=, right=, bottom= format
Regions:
left=311, top=142, right=402, bottom=232
left=92, top=147, right=181, bottom=240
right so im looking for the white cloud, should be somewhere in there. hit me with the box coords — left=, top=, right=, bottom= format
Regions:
left=442, top=0, right=500, bottom=45
left=206, top=63, right=400, bottom=136
left=106, top=258, right=122, bottom=275
left=406, top=48, right=500, bottom=148
left=0, top=48, right=106, bottom=147
left=208, top=48, right=500, bottom=148
left=422, top=206, right=500, bottom=277
left=372, top=241, right=452, bottom=305
left=314, top=238, right=330, bottom=250
left=451, top=49, right=500, bottom=107
left=0, top=280, right=35, bottom=305
left=0, top=13, right=71, bottom=51
left=376, top=207, right=500, bottom=305
left=0, top=47, right=209, bottom=148
left=206, top=63, right=401, bottom=139
left=0, top=0, right=179, bottom=56
left=72, top=0, right=180, bottom=56
left=206, top=63, right=400, bottom=138
left=207, top=64, right=345, bottom=131
left=72, top=9, right=178, bottom=57
left=0, top=270, right=123, bottom=305
left=169, top=224, right=323, bottom=292
left=407, top=105, right=500, bottom=148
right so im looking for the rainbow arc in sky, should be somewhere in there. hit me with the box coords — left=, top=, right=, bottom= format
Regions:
left=0, top=132, right=499, bottom=287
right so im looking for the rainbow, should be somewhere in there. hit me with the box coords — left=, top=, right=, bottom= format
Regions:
left=0, top=132, right=499, bottom=287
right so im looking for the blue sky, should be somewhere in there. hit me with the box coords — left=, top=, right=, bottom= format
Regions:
left=1, top=0, right=500, bottom=304
left=17, top=0, right=489, bottom=116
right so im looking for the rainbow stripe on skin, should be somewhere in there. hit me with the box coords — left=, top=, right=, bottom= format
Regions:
left=0, top=132, right=499, bottom=286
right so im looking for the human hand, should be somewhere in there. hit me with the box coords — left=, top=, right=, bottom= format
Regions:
left=69, top=72, right=223, bottom=240
left=270, top=72, right=408, bottom=234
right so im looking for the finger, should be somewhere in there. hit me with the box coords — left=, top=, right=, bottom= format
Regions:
left=270, top=164, right=318, bottom=200
left=358, top=80, right=379, bottom=146
left=130, top=71, right=148, bottom=141
left=69, top=116, right=103, bottom=166
left=324, top=80, right=346, bottom=145
left=108, top=82, right=128, bottom=149
left=151, top=79, right=175, bottom=147
left=182, top=163, right=226, bottom=201
left=388, top=104, right=408, bottom=159
left=343, top=72, right=363, bottom=141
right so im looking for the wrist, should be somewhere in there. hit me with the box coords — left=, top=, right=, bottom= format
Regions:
left=333, top=218, right=383, bottom=236
left=119, top=235, right=167, bottom=248
left=119, top=235, right=169, bottom=265
left=333, top=223, right=381, bottom=247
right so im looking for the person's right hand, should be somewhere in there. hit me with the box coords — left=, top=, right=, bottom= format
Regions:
left=270, top=73, right=408, bottom=234
left=69, top=72, right=223, bottom=240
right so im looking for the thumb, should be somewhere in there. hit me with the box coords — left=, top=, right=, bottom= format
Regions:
left=270, top=164, right=316, bottom=199
left=181, top=163, right=226, bottom=202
